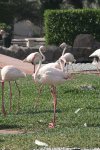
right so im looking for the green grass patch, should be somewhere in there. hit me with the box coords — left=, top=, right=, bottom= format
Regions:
left=0, top=74, right=100, bottom=149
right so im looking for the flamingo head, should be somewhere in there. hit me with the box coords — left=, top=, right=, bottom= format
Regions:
left=74, top=59, right=76, bottom=63
left=40, top=45, right=46, bottom=53
left=60, top=42, right=67, bottom=49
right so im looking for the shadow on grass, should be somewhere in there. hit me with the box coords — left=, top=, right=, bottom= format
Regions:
left=17, top=109, right=62, bottom=115
left=0, top=140, right=5, bottom=142
left=0, top=124, right=24, bottom=130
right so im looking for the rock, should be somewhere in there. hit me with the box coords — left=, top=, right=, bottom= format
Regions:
left=73, top=34, right=95, bottom=48
left=15, top=48, right=25, bottom=60
left=79, top=85, right=95, bottom=90
left=73, top=34, right=100, bottom=62
left=0, top=46, right=5, bottom=54
left=73, top=47, right=93, bottom=62
left=8, top=44, right=20, bottom=52
left=53, top=47, right=62, bottom=61
left=73, top=34, right=100, bottom=51
left=45, top=45, right=58, bottom=62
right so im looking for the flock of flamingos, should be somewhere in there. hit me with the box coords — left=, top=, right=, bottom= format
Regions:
left=0, top=42, right=100, bottom=128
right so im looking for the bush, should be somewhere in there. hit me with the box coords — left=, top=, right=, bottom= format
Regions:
left=44, top=9, right=100, bottom=46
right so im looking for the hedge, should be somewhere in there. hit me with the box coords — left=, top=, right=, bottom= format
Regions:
left=44, top=9, right=100, bottom=46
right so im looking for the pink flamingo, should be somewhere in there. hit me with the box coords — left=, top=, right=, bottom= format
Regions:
left=60, top=43, right=76, bottom=72
left=23, top=46, right=45, bottom=73
left=33, top=55, right=67, bottom=108
left=0, top=65, right=27, bottom=116
left=89, top=49, right=100, bottom=76
left=32, top=52, right=74, bottom=128
left=37, top=43, right=69, bottom=75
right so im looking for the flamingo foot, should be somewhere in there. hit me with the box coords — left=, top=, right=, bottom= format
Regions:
left=34, top=105, right=37, bottom=108
left=17, top=107, right=19, bottom=111
left=48, top=123, right=55, bottom=128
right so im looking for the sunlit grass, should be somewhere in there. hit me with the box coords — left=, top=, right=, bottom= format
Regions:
left=0, top=74, right=100, bottom=149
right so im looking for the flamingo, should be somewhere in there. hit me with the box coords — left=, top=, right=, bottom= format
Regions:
left=60, top=43, right=76, bottom=72
left=89, top=49, right=100, bottom=76
left=37, top=43, right=69, bottom=76
left=32, top=52, right=74, bottom=128
left=0, top=65, right=27, bottom=116
left=23, top=45, right=46, bottom=73
left=33, top=55, right=67, bottom=108
left=32, top=43, right=75, bottom=106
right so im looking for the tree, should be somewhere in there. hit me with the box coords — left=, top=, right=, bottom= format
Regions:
left=40, top=0, right=63, bottom=14
left=83, top=0, right=100, bottom=9
left=61, top=0, right=100, bottom=9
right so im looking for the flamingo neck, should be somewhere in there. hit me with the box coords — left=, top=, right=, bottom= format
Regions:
left=39, top=47, right=45, bottom=62
left=62, top=47, right=66, bottom=56
left=34, top=56, right=42, bottom=84
left=59, top=58, right=64, bottom=71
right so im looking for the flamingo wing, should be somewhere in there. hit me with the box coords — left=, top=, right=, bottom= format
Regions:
left=1, top=65, right=26, bottom=81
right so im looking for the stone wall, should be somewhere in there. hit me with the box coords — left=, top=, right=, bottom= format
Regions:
left=0, top=44, right=93, bottom=63
left=0, top=34, right=100, bottom=63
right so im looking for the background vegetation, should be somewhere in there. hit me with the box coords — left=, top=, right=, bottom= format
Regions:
left=0, top=0, right=100, bottom=38
left=44, top=8, right=100, bottom=46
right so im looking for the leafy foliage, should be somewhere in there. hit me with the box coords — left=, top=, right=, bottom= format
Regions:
left=44, top=9, right=100, bottom=46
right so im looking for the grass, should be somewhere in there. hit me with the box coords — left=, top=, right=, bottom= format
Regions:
left=0, top=73, right=100, bottom=149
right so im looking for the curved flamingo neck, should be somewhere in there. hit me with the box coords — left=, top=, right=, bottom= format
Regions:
left=59, top=59, right=64, bottom=71
left=39, top=47, right=45, bottom=62
left=34, top=55, right=42, bottom=84
left=62, top=47, right=66, bottom=56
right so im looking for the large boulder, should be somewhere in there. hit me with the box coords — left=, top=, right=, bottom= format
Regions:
left=73, top=34, right=100, bottom=51
left=73, top=34, right=100, bottom=62
left=73, top=34, right=95, bottom=48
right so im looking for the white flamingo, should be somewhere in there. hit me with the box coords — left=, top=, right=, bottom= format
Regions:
left=33, top=55, right=67, bottom=108
left=23, top=46, right=45, bottom=73
left=60, top=42, right=76, bottom=72
left=37, top=43, right=69, bottom=75
left=32, top=52, right=74, bottom=128
left=89, top=49, right=100, bottom=76
left=0, top=65, right=27, bottom=116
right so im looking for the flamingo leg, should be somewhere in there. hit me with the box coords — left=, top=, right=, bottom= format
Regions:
left=72, top=64, right=74, bottom=72
left=2, top=82, right=6, bottom=116
left=15, top=81, right=20, bottom=111
left=34, top=85, right=43, bottom=108
left=33, top=65, right=35, bottom=73
left=49, top=86, right=57, bottom=128
left=67, top=64, right=68, bottom=72
left=97, top=59, right=100, bottom=76
left=9, top=81, right=12, bottom=112
left=50, top=85, right=54, bottom=99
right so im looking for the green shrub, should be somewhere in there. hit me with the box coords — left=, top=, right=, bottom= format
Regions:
left=44, top=9, right=100, bottom=46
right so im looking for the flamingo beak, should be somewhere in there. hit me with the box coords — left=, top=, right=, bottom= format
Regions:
left=22, top=58, right=26, bottom=63
left=68, top=76, right=75, bottom=81
left=64, top=76, right=75, bottom=81
left=43, top=49, right=46, bottom=54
